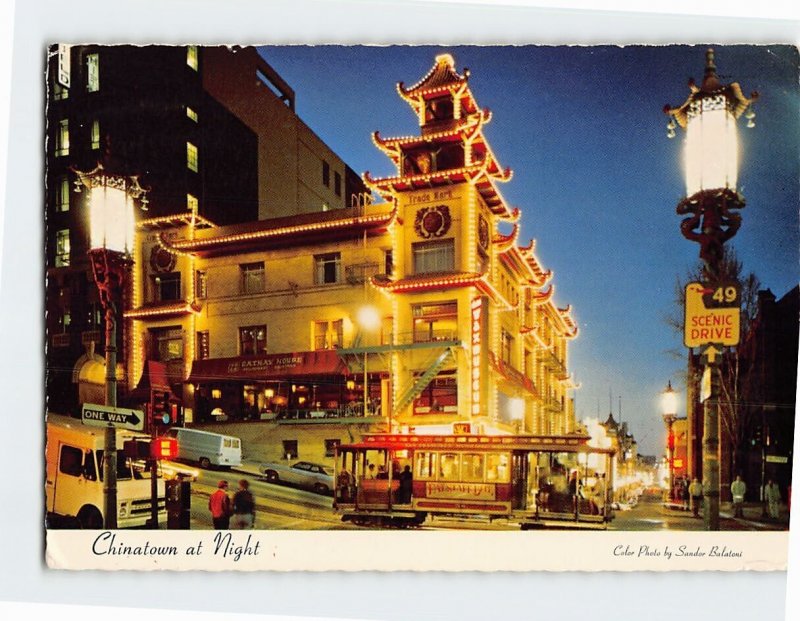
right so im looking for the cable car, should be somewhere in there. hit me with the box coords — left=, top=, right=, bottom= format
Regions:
left=333, top=433, right=615, bottom=529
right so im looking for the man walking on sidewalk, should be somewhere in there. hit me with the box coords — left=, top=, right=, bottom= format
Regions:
left=731, top=475, right=746, bottom=518
left=209, top=480, right=231, bottom=529
left=231, top=479, right=256, bottom=529
left=764, top=479, right=781, bottom=520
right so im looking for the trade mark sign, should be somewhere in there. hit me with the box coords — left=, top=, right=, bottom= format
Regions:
left=684, top=282, right=741, bottom=348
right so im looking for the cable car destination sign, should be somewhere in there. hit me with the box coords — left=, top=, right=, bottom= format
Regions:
left=684, top=282, right=741, bottom=348
left=82, top=403, right=144, bottom=431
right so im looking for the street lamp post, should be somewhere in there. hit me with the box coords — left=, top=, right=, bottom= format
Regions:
left=74, top=161, right=146, bottom=529
left=661, top=381, right=678, bottom=502
left=665, top=48, right=757, bottom=530
left=356, top=305, right=381, bottom=419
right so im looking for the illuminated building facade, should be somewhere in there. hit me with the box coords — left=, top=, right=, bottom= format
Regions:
left=364, top=54, right=579, bottom=435
left=45, top=45, right=368, bottom=414
left=123, top=55, right=580, bottom=463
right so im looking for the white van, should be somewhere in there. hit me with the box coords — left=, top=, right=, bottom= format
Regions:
left=45, top=414, right=166, bottom=529
left=166, top=427, right=242, bottom=469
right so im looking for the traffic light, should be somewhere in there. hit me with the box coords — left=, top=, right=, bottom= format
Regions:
left=151, top=437, right=178, bottom=460
left=152, top=392, right=171, bottom=426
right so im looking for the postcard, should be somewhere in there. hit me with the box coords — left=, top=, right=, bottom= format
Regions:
left=42, top=43, right=797, bottom=572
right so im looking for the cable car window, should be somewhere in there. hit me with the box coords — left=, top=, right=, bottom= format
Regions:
left=461, top=453, right=484, bottom=482
left=439, top=453, right=460, bottom=481
left=414, top=451, right=437, bottom=480
left=486, top=453, right=510, bottom=483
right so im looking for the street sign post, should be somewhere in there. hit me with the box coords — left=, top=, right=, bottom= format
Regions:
left=684, top=282, right=741, bottom=348
left=82, top=403, right=145, bottom=431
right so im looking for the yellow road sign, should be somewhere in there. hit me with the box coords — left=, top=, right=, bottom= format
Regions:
left=684, top=282, right=741, bottom=348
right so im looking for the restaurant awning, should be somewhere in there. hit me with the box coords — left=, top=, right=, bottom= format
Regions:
left=188, top=350, right=347, bottom=383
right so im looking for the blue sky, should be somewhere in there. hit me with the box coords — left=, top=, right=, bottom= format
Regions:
left=259, top=44, right=799, bottom=456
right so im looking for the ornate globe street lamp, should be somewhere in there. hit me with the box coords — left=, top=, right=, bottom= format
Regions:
left=661, top=381, right=678, bottom=502
left=664, top=48, right=757, bottom=530
left=74, top=161, right=147, bottom=529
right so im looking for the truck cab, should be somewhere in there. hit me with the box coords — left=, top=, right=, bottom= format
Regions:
left=46, top=413, right=166, bottom=529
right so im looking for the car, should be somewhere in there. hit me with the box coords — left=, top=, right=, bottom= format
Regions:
left=259, top=460, right=335, bottom=494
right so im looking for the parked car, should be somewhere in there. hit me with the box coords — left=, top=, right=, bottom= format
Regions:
left=259, top=460, right=334, bottom=494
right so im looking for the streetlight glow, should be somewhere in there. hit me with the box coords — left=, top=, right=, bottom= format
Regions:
left=684, top=99, right=739, bottom=195
left=89, top=185, right=135, bottom=253
left=661, top=380, right=678, bottom=417
left=357, top=305, right=381, bottom=332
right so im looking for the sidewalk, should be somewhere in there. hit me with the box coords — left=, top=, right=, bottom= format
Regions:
left=662, top=500, right=789, bottom=530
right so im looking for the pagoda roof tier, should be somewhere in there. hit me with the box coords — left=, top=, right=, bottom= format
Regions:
left=498, top=244, right=552, bottom=289
left=372, top=109, right=490, bottom=154
left=397, top=54, right=478, bottom=114
left=530, top=284, right=555, bottom=305
left=371, top=270, right=511, bottom=306
left=124, top=300, right=201, bottom=320
left=555, top=304, right=579, bottom=339
left=364, top=165, right=513, bottom=217
left=159, top=205, right=396, bottom=258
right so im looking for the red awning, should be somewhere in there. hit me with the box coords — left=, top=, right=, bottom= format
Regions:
left=188, top=350, right=347, bottom=383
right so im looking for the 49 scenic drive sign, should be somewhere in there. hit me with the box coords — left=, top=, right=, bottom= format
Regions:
left=684, top=282, right=741, bottom=348
left=82, top=403, right=144, bottom=431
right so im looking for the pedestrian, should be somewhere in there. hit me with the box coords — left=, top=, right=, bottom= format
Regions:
left=593, top=473, right=606, bottom=516
left=764, top=479, right=781, bottom=519
left=366, top=463, right=376, bottom=479
left=208, top=480, right=231, bottom=529
left=568, top=471, right=579, bottom=512
left=689, top=477, right=703, bottom=518
left=730, top=475, right=746, bottom=518
left=398, top=465, right=413, bottom=504
left=680, top=478, right=689, bottom=511
left=231, top=479, right=256, bottom=529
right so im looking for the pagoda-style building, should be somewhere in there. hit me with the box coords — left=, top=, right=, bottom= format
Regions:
left=365, top=54, right=579, bottom=434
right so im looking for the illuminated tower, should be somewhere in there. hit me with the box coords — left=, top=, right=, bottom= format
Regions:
left=366, top=54, right=578, bottom=434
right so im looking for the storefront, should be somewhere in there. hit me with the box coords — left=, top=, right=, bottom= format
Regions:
left=187, top=350, right=386, bottom=422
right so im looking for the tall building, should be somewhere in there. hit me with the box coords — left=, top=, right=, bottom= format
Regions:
left=45, top=45, right=368, bottom=415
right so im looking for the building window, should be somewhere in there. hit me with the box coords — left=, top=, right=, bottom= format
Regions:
left=53, top=78, right=68, bottom=101
left=240, top=262, right=265, bottom=294
left=334, top=172, right=341, bottom=197
left=56, top=175, right=70, bottom=212
left=186, top=46, right=198, bottom=71
left=322, top=161, right=330, bottom=187
left=55, top=229, right=70, bottom=267
left=154, top=272, right=181, bottom=302
left=187, top=193, right=198, bottom=213
left=55, top=119, right=69, bottom=157
left=90, top=119, right=100, bottom=150
left=314, top=253, right=341, bottom=284
left=86, top=53, right=99, bottom=92
left=313, top=319, right=343, bottom=350
left=414, top=373, right=457, bottom=414
left=324, top=439, right=340, bottom=457
left=384, top=249, right=393, bottom=277
left=412, top=301, right=457, bottom=343
left=186, top=106, right=198, bottom=122
left=195, top=270, right=207, bottom=299
left=187, top=142, right=198, bottom=172
left=501, top=329, right=514, bottom=366
left=196, top=331, right=210, bottom=360
left=282, top=440, right=298, bottom=460
left=412, top=239, right=455, bottom=274
left=151, top=327, right=184, bottom=361
left=239, top=325, right=267, bottom=356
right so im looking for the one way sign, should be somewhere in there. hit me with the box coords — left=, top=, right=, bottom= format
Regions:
left=82, top=403, right=144, bottom=431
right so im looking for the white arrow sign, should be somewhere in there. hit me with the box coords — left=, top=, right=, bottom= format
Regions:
left=82, top=403, right=144, bottom=431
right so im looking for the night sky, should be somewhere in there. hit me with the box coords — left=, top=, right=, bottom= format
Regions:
left=258, top=44, right=800, bottom=457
